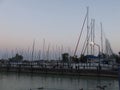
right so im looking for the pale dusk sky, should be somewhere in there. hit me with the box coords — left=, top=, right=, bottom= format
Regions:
left=0, top=0, right=120, bottom=59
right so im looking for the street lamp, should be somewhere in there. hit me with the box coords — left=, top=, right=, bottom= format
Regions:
left=90, top=42, right=101, bottom=70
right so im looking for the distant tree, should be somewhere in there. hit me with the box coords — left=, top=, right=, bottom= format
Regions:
left=62, top=53, right=69, bottom=62
left=15, top=53, right=23, bottom=61
left=9, top=53, right=23, bottom=62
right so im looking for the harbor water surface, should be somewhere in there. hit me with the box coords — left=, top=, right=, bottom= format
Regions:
left=0, top=72, right=119, bottom=90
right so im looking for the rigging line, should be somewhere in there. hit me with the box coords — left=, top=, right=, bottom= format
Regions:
left=74, top=10, right=88, bottom=56
left=107, top=39, right=113, bottom=55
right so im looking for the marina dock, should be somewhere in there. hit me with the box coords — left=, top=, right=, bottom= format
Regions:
left=0, top=61, right=118, bottom=78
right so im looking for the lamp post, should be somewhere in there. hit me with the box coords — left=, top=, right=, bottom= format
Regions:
left=90, top=42, right=101, bottom=71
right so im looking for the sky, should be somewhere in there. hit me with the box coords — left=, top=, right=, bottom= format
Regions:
left=0, top=0, right=120, bottom=59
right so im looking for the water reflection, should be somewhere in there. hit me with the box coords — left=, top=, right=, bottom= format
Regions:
left=0, top=72, right=118, bottom=90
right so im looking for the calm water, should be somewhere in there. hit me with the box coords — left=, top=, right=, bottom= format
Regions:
left=0, top=72, right=119, bottom=90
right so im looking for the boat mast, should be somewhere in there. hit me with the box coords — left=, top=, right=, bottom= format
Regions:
left=42, top=38, right=45, bottom=60
left=31, top=39, right=35, bottom=61
left=86, top=7, right=89, bottom=55
left=90, top=19, right=93, bottom=55
left=100, top=22, right=103, bottom=54
left=47, top=43, right=50, bottom=60
left=38, top=50, right=41, bottom=60
left=93, top=19, right=95, bottom=55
